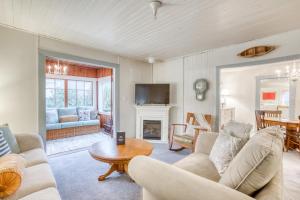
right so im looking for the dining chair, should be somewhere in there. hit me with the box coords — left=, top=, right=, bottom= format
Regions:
left=286, top=116, right=300, bottom=152
left=255, top=110, right=265, bottom=130
left=264, top=110, right=282, bottom=118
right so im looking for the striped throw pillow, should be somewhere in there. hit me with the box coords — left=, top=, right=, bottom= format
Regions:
left=0, top=131, right=11, bottom=156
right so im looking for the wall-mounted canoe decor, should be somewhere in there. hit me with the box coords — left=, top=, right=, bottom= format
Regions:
left=238, top=46, right=276, bottom=58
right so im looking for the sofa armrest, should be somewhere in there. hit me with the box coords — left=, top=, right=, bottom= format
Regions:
left=128, top=156, right=254, bottom=200
left=15, top=133, right=44, bottom=152
left=194, top=131, right=218, bottom=154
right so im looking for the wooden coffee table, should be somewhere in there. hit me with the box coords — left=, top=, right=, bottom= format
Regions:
left=89, top=138, right=153, bottom=181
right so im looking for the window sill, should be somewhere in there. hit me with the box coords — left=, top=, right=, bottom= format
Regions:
left=99, top=111, right=111, bottom=115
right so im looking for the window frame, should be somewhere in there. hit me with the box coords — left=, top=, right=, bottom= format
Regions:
left=45, top=75, right=96, bottom=109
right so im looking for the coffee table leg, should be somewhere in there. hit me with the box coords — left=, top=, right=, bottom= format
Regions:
left=98, top=164, right=117, bottom=181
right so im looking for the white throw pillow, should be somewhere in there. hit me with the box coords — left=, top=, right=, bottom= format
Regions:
left=219, top=126, right=283, bottom=195
left=78, top=110, right=90, bottom=121
left=223, top=121, right=252, bottom=139
left=194, top=113, right=211, bottom=131
left=209, top=131, right=244, bottom=174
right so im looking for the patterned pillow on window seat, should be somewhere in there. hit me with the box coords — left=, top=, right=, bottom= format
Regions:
left=78, top=110, right=90, bottom=121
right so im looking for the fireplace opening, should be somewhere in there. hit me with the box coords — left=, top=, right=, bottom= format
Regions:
left=143, top=120, right=161, bottom=140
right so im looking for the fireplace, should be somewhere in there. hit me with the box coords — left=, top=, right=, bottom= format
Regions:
left=135, top=105, right=171, bottom=142
left=143, top=120, right=161, bottom=140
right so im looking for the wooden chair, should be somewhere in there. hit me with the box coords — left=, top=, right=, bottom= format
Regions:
left=286, top=116, right=300, bottom=152
left=169, top=112, right=212, bottom=152
left=264, top=110, right=282, bottom=118
left=255, top=110, right=265, bottom=130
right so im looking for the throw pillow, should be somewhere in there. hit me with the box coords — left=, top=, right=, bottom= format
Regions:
left=0, top=125, right=20, bottom=154
left=78, top=110, right=90, bottom=121
left=77, top=107, right=98, bottom=120
left=209, top=132, right=244, bottom=174
left=0, top=154, right=25, bottom=198
left=219, top=126, right=283, bottom=195
left=46, top=109, right=59, bottom=124
left=90, top=110, right=98, bottom=120
left=0, top=131, right=11, bottom=157
left=194, top=113, right=211, bottom=131
left=223, top=121, right=253, bottom=139
left=59, top=115, right=79, bottom=123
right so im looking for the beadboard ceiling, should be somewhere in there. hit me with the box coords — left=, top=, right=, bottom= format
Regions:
left=1, top=0, right=300, bottom=61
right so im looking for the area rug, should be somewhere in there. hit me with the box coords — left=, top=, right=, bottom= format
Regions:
left=49, top=143, right=190, bottom=200
left=49, top=144, right=300, bottom=200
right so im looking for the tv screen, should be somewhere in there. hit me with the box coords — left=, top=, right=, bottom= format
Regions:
left=135, top=84, right=170, bottom=105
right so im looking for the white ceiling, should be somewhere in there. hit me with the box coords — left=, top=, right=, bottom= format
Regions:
left=1, top=0, right=300, bottom=61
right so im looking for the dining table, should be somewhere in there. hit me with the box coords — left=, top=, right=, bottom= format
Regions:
left=263, top=117, right=299, bottom=150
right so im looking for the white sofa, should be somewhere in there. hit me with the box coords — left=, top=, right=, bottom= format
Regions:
left=128, top=132, right=282, bottom=200
left=6, top=134, right=61, bottom=200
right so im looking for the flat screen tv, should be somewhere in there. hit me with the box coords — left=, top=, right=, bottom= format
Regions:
left=135, top=84, right=170, bottom=105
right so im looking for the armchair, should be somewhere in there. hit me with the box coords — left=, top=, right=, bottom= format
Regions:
left=169, top=112, right=212, bottom=152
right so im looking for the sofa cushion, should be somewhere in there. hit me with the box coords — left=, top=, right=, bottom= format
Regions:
left=174, top=152, right=220, bottom=182
left=219, top=126, right=283, bottom=196
left=61, top=121, right=83, bottom=129
left=21, top=148, right=48, bottom=167
left=82, top=120, right=100, bottom=126
left=209, top=132, right=244, bottom=175
left=59, top=115, right=78, bottom=123
left=19, top=187, right=61, bottom=200
left=13, top=163, right=56, bottom=199
left=46, top=123, right=62, bottom=131
left=0, top=124, right=20, bottom=154
left=46, top=109, right=59, bottom=124
left=57, top=108, right=77, bottom=117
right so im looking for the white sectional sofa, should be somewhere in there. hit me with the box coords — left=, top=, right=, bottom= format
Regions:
left=6, top=134, right=61, bottom=200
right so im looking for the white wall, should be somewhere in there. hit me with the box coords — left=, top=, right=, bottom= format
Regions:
left=0, top=26, right=152, bottom=136
left=0, top=26, right=38, bottom=133
left=153, top=59, right=184, bottom=124
left=153, top=29, right=300, bottom=129
left=119, top=57, right=152, bottom=137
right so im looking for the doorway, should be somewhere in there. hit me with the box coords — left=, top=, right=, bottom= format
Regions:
left=218, top=59, right=300, bottom=129
left=40, top=53, right=118, bottom=155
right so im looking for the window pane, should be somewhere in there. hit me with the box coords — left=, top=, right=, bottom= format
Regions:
left=85, top=90, right=93, bottom=106
left=46, top=79, right=54, bottom=88
left=68, top=80, right=76, bottom=89
left=85, top=82, right=92, bottom=90
left=55, top=80, right=64, bottom=89
left=77, top=81, right=84, bottom=90
left=103, top=82, right=111, bottom=112
left=46, top=88, right=55, bottom=108
left=56, top=89, right=65, bottom=108
left=68, top=89, right=77, bottom=107
left=77, top=90, right=85, bottom=106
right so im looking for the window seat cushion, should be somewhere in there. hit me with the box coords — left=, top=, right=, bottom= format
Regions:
left=82, top=120, right=99, bottom=126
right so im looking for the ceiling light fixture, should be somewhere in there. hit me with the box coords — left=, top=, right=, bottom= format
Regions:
left=147, top=57, right=155, bottom=64
left=275, top=61, right=300, bottom=81
left=150, top=1, right=162, bottom=19
left=47, top=59, right=68, bottom=75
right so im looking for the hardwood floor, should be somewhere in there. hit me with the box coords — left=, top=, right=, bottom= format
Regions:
left=46, top=132, right=111, bottom=156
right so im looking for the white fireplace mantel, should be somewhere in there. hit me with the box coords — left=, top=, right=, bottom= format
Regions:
left=135, top=105, right=172, bottom=142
